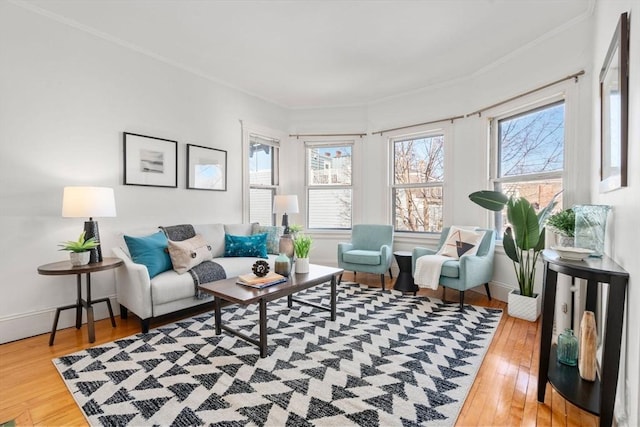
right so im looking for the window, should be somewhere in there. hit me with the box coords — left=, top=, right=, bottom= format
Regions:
left=248, top=134, right=279, bottom=225
left=306, top=143, right=352, bottom=229
left=492, top=101, right=565, bottom=233
left=391, top=134, right=444, bottom=233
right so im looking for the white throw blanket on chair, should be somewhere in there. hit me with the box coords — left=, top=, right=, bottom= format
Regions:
left=414, top=255, right=451, bottom=290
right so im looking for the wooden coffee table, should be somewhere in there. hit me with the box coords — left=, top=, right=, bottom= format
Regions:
left=198, top=264, right=343, bottom=358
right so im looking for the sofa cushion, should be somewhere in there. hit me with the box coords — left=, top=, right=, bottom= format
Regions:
left=438, top=226, right=485, bottom=259
left=224, top=233, right=268, bottom=258
left=167, top=234, right=213, bottom=274
left=150, top=269, right=199, bottom=305
left=194, top=224, right=226, bottom=258
left=342, top=249, right=381, bottom=265
left=252, top=224, right=284, bottom=255
left=441, top=260, right=460, bottom=278
left=224, top=223, right=255, bottom=236
left=123, top=232, right=173, bottom=278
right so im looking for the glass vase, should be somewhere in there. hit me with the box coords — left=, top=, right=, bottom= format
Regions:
left=274, top=253, right=291, bottom=277
left=573, top=204, right=611, bottom=257
left=557, top=328, right=578, bottom=366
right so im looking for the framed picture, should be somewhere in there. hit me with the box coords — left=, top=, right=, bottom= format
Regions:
left=599, top=12, right=629, bottom=193
left=186, top=144, right=227, bottom=191
left=124, top=133, right=178, bottom=188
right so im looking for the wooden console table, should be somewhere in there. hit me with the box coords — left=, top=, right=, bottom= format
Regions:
left=538, top=249, right=628, bottom=427
left=37, top=257, right=123, bottom=345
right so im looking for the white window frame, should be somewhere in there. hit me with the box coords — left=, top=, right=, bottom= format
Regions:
left=389, top=130, right=445, bottom=234
left=241, top=122, right=284, bottom=224
left=489, top=93, right=567, bottom=233
left=305, top=140, right=355, bottom=230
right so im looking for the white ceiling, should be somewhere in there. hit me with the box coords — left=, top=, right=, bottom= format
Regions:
left=22, top=0, right=593, bottom=109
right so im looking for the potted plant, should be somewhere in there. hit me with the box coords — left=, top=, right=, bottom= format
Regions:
left=59, top=231, right=99, bottom=266
left=469, top=190, right=559, bottom=321
left=546, top=208, right=575, bottom=247
left=293, top=234, right=312, bottom=274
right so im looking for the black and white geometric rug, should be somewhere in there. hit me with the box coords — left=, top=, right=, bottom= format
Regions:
left=53, top=283, right=502, bottom=426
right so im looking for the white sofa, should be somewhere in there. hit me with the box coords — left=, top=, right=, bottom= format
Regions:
left=112, top=223, right=277, bottom=332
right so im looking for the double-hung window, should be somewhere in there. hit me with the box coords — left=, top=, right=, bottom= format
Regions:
left=306, top=142, right=352, bottom=229
left=391, top=133, right=444, bottom=233
left=492, top=100, right=565, bottom=233
left=248, top=134, right=279, bottom=225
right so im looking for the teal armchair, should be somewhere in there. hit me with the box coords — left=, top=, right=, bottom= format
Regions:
left=337, top=224, right=394, bottom=290
left=411, top=227, right=495, bottom=309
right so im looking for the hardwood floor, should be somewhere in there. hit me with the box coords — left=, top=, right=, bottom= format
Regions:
left=0, top=272, right=598, bottom=426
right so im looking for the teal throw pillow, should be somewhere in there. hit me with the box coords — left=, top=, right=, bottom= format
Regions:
left=251, top=224, right=284, bottom=254
left=124, top=232, right=173, bottom=278
left=224, top=233, right=268, bottom=258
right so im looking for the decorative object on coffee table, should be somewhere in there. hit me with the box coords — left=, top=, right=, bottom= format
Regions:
left=251, top=260, right=270, bottom=277
left=579, top=311, right=597, bottom=381
left=62, top=186, right=117, bottom=263
left=293, top=234, right=312, bottom=274
left=274, top=253, right=291, bottom=277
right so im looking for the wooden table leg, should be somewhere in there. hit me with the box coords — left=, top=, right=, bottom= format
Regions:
left=538, top=264, right=557, bottom=403
left=330, top=275, right=337, bottom=321
left=214, top=297, right=222, bottom=335
left=75, top=275, right=82, bottom=329
left=259, top=299, right=268, bottom=358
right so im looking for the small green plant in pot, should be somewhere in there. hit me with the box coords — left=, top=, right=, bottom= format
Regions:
left=293, top=234, right=312, bottom=274
left=469, top=190, right=559, bottom=321
left=59, top=231, right=99, bottom=266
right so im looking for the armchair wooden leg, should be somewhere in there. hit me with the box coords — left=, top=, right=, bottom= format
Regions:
left=380, top=274, right=385, bottom=291
left=388, top=268, right=393, bottom=279
left=337, top=273, right=343, bottom=286
left=459, top=291, right=465, bottom=311
left=484, top=283, right=492, bottom=300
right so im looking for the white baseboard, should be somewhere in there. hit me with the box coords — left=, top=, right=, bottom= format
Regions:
left=0, top=295, right=120, bottom=344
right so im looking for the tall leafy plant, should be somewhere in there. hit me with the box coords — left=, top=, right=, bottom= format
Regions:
left=469, top=190, right=559, bottom=297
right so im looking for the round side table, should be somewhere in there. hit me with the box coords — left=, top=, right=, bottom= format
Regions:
left=37, top=257, right=123, bottom=345
left=393, top=251, right=419, bottom=295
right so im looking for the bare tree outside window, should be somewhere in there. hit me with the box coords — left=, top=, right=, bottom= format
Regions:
left=494, top=101, right=565, bottom=234
left=392, top=135, right=444, bottom=233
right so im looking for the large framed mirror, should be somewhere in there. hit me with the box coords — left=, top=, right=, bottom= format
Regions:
left=599, top=12, right=629, bottom=192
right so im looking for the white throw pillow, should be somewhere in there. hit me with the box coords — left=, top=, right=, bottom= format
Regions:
left=437, top=226, right=485, bottom=259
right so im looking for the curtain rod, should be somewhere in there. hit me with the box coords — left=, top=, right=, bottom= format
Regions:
left=370, top=69, right=584, bottom=136
left=467, top=70, right=585, bottom=117
left=289, top=133, right=367, bottom=139
left=371, top=115, right=465, bottom=136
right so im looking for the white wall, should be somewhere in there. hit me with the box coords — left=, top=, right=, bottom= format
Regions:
left=288, top=13, right=594, bottom=303
left=591, top=2, right=640, bottom=426
left=0, top=2, right=287, bottom=343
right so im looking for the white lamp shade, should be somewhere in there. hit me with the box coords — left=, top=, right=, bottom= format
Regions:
left=62, top=186, right=117, bottom=218
left=273, top=195, right=299, bottom=214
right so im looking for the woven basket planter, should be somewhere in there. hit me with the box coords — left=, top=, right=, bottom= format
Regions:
left=508, top=290, right=541, bottom=322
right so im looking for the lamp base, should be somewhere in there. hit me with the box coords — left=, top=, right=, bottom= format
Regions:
left=84, top=220, right=103, bottom=264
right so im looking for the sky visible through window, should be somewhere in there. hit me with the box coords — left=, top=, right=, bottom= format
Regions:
left=499, top=103, right=564, bottom=177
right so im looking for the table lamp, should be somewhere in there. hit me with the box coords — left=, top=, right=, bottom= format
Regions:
left=273, top=195, right=299, bottom=260
left=62, top=186, right=117, bottom=264
left=273, top=195, right=299, bottom=234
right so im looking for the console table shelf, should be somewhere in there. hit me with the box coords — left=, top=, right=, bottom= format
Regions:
left=537, top=249, right=628, bottom=427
